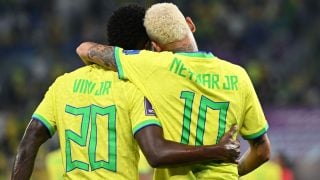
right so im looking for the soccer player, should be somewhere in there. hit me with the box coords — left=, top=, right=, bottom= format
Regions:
left=11, top=5, right=241, bottom=180
left=76, top=2, right=271, bottom=180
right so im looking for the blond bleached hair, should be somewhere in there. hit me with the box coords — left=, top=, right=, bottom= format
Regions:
left=144, top=3, right=190, bottom=45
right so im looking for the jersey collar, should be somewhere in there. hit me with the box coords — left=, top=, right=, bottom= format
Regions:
left=175, top=51, right=215, bottom=58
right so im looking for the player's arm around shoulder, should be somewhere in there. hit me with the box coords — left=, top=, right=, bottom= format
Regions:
left=76, top=42, right=117, bottom=71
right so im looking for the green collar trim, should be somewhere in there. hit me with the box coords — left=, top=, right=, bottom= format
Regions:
left=175, top=51, right=215, bottom=58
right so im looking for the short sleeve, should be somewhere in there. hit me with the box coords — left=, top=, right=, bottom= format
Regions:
left=240, top=70, right=269, bottom=139
left=126, top=84, right=161, bottom=136
left=32, top=83, right=57, bottom=136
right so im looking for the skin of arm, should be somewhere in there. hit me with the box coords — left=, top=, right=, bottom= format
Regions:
left=11, top=119, right=51, bottom=180
left=134, top=125, right=241, bottom=168
left=76, top=42, right=117, bottom=71
left=237, top=133, right=271, bottom=176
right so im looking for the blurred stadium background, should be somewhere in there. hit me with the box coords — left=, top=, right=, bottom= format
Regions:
left=0, top=0, right=319, bottom=179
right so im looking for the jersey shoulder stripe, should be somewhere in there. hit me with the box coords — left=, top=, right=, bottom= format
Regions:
left=114, top=47, right=125, bottom=79
left=32, top=113, right=56, bottom=136
left=242, top=124, right=269, bottom=140
left=132, top=119, right=162, bottom=136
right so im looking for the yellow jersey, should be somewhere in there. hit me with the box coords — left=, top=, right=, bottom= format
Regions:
left=114, top=48, right=269, bottom=180
left=46, top=149, right=64, bottom=180
left=32, top=64, right=160, bottom=180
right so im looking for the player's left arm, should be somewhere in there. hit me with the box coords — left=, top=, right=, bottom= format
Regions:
left=11, top=119, right=51, bottom=180
left=238, top=133, right=271, bottom=176
left=76, top=42, right=117, bottom=71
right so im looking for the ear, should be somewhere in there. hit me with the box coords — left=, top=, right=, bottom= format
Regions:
left=151, top=41, right=162, bottom=52
left=186, top=17, right=196, bottom=33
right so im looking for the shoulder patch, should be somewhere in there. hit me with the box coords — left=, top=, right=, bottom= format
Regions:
left=123, top=50, right=140, bottom=55
left=144, top=97, right=156, bottom=116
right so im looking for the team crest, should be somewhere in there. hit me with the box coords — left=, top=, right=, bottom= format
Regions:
left=144, top=97, right=156, bottom=116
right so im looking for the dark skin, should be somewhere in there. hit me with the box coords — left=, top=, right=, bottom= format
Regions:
left=12, top=119, right=240, bottom=179
left=11, top=120, right=50, bottom=180
left=136, top=125, right=240, bottom=168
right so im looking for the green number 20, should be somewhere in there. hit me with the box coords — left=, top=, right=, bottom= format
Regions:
left=180, top=91, right=229, bottom=145
left=65, top=104, right=116, bottom=172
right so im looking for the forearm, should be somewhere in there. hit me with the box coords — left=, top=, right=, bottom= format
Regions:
left=238, top=149, right=258, bottom=176
left=76, top=42, right=117, bottom=71
left=136, top=126, right=239, bottom=168
left=146, top=140, right=227, bottom=168
left=238, top=134, right=271, bottom=176
left=11, top=119, right=51, bottom=179
left=76, top=42, right=97, bottom=65
left=12, top=142, right=40, bottom=180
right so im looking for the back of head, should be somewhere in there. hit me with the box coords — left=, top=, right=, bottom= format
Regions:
left=107, top=4, right=148, bottom=50
left=144, top=3, right=189, bottom=45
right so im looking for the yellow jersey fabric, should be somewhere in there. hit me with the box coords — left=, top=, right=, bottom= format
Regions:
left=114, top=48, right=269, bottom=180
left=32, top=64, right=160, bottom=180
left=46, top=149, right=64, bottom=180
left=240, top=161, right=282, bottom=180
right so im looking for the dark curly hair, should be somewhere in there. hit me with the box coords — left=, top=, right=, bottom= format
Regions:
left=107, top=4, right=149, bottom=50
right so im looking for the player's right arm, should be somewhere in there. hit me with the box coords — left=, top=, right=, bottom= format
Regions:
left=134, top=125, right=240, bottom=168
left=11, top=119, right=51, bottom=180
left=76, top=42, right=117, bottom=71
left=238, top=133, right=271, bottom=176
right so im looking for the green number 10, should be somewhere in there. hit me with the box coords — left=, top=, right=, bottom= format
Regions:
left=65, top=104, right=117, bottom=172
left=180, top=91, right=229, bottom=145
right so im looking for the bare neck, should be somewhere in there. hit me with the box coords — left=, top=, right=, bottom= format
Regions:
left=161, top=36, right=198, bottom=53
